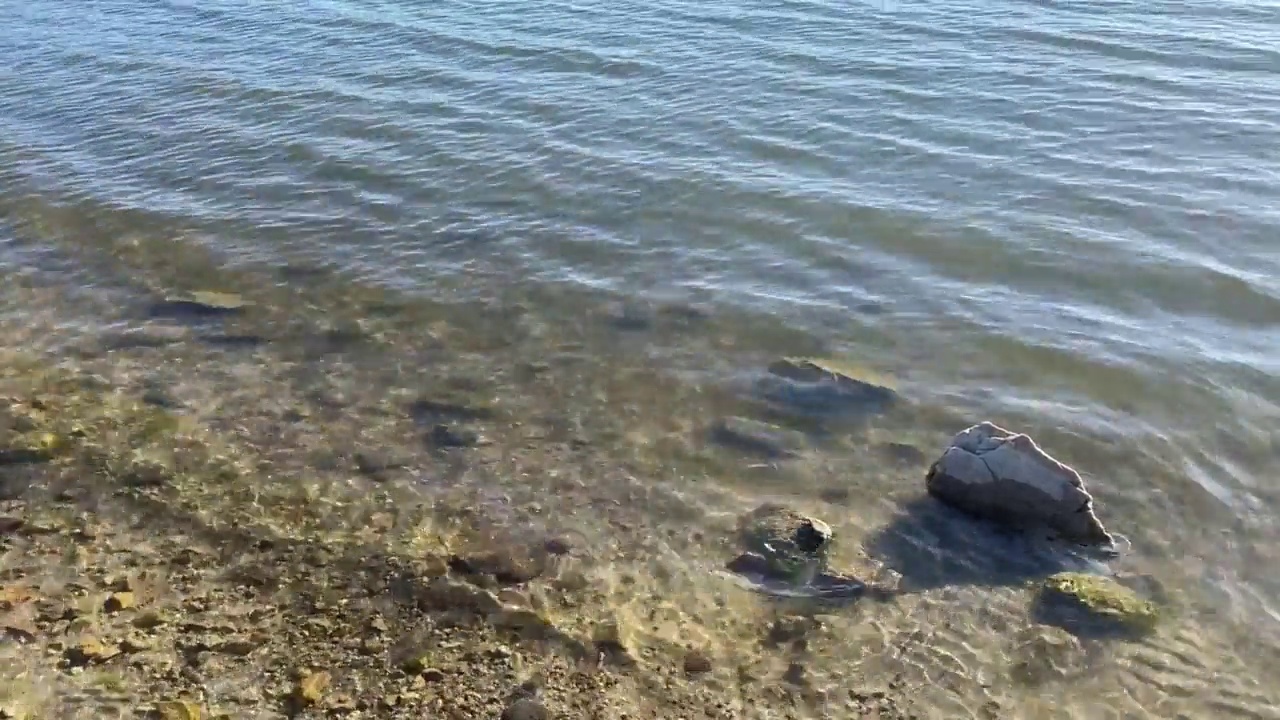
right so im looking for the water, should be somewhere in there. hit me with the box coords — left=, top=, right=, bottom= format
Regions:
left=2, top=0, right=1280, bottom=716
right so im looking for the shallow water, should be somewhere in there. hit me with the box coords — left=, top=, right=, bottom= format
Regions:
left=2, top=0, right=1280, bottom=716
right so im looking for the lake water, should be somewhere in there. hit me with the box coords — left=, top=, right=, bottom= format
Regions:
left=2, top=0, right=1280, bottom=717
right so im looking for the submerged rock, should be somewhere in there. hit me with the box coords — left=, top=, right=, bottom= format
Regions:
left=1033, top=571, right=1159, bottom=638
left=925, top=422, right=1114, bottom=546
left=1009, top=625, right=1086, bottom=685
left=755, top=357, right=898, bottom=420
left=709, top=416, right=807, bottom=459
left=149, top=291, right=250, bottom=320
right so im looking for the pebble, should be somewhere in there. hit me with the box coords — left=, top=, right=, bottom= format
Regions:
left=293, top=670, right=330, bottom=706
left=502, top=698, right=549, bottom=720
left=683, top=650, right=713, bottom=675
left=104, top=591, right=137, bottom=613
left=543, top=537, right=572, bottom=556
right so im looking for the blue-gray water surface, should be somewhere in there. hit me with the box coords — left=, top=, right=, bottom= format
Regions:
left=2, top=0, right=1280, bottom=717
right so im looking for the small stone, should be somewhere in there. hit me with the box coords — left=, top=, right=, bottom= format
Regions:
left=353, top=451, right=406, bottom=479
left=104, top=592, right=137, bottom=613
left=155, top=700, right=202, bottom=720
left=120, top=632, right=153, bottom=653
left=429, top=424, right=479, bottom=448
left=880, top=442, right=927, bottom=465
left=0, top=585, right=33, bottom=611
left=303, top=616, right=335, bottom=635
left=294, top=669, right=330, bottom=706
left=591, top=620, right=636, bottom=666
left=2, top=624, right=36, bottom=644
left=783, top=661, right=808, bottom=686
left=447, top=550, right=547, bottom=586
left=543, top=537, right=572, bottom=556
left=419, top=578, right=502, bottom=614
left=218, top=637, right=259, bottom=656
left=501, top=698, right=549, bottom=720
left=328, top=695, right=358, bottom=713
left=133, top=610, right=171, bottom=629
left=65, top=638, right=120, bottom=666
left=141, top=388, right=182, bottom=409
left=422, top=668, right=445, bottom=683
left=767, top=616, right=819, bottom=646
left=683, top=650, right=713, bottom=674
left=107, top=576, right=135, bottom=592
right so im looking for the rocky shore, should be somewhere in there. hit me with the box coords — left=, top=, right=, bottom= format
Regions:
left=0, top=351, right=915, bottom=719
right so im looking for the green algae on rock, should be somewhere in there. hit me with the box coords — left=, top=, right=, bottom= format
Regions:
left=1034, top=572, right=1159, bottom=638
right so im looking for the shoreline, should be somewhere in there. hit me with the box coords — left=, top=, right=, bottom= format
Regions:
left=0, top=232, right=1274, bottom=719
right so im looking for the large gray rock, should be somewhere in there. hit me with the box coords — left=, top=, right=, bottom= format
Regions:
left=925, top=422, right=1113, bottom=545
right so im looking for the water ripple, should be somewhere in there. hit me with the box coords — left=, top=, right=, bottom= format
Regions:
left=2, top=0, right=1280, bottom=709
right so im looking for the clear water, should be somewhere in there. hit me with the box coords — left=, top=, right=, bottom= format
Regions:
left=2, top=0, right=1280, bottom=716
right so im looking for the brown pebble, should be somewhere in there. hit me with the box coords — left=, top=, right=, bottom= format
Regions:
left=294, top=670, right=330, bottom=705
left=684, top=650, right=713, bottom=675
left=422, top=668, right=445, bottom=683
left=155, top=700, right=202, bottom=720
left=543, top=537, right=572, bottom=556
left=133, top=610, right=170, bottom=629
left=65, top=638, right=120, bottom=666
left=104, top=592, right=136, bottom=613
left=120, top=632, right=153, bottom=653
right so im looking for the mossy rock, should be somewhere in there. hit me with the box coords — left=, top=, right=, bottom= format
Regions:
left=1033, top=572, right=1159, bottom=638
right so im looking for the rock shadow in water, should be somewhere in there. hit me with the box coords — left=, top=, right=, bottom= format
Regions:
left=865, top=496, right=1102, bottom=593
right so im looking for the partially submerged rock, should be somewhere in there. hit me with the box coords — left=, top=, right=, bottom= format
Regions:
left=755, top=357, right=898, bottom=420
left=925, top=422, right=1113, bottom=545
left=736, top=504, right=832, bottom=582
left=727, top=504, right=866, bottom=597
left=1034, top=572, right=1159, bottom=638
